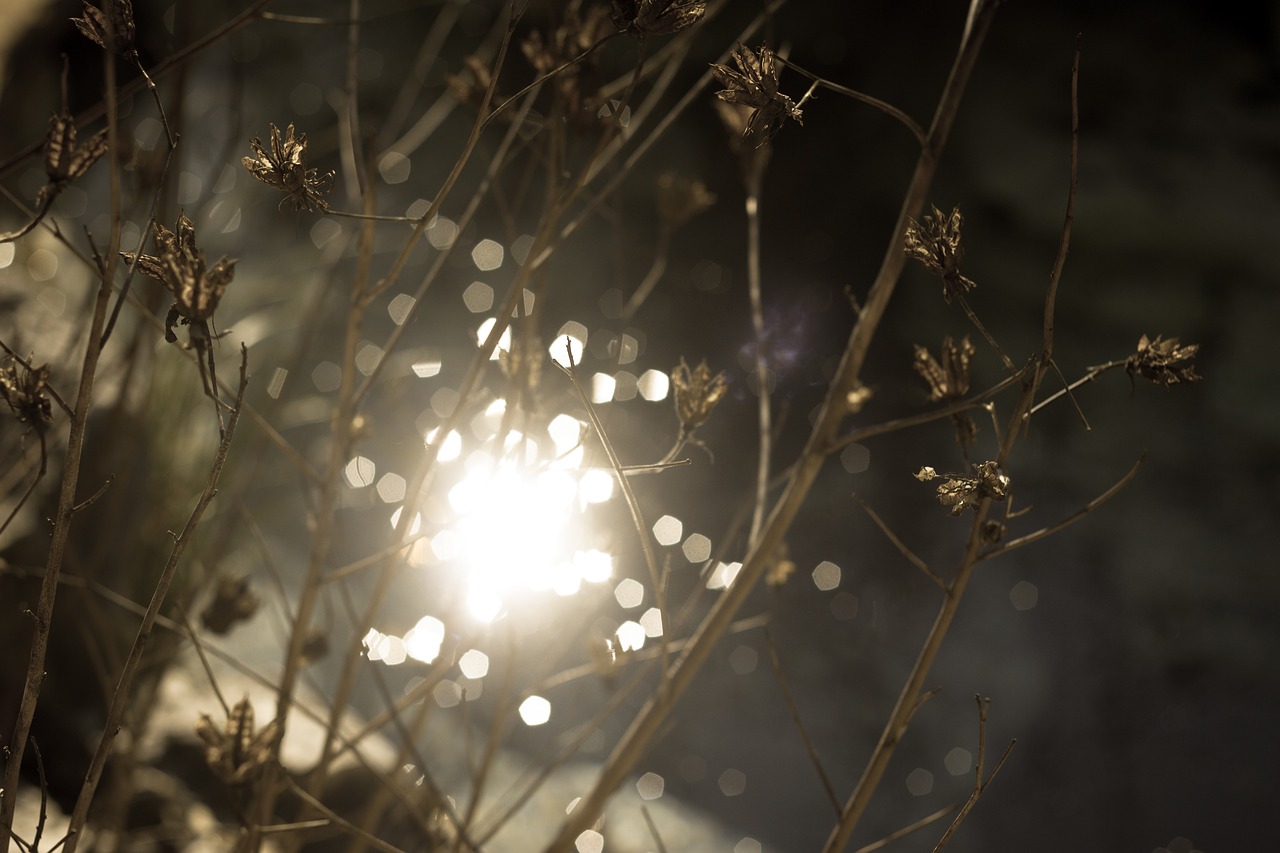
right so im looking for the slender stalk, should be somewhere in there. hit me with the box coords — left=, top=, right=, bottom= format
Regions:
left=62, top=349, right=249, bottom=853
left=0, top=40, right=126, bottom=848
left=745, top=162, right=771, bottom=548
left=539, top=3, right=1000, bottom=848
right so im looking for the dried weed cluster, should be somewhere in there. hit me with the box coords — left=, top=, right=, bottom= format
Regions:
left=0, top=2, right=1198, bottom=853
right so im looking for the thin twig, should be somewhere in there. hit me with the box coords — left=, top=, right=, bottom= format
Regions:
left=932, top=695, right=1017, bottom=852
left=640, top=806, right=670, bottom=853
left=852, top=801, right=961, bottom=853
left=775, top=57, right=927, bottom=146
left=980, top=455, right=1144, bottom=560
left=542, top=4, right=999, bottom=848
left=763, top=629, right=842, bottom=817
left=62, top=346, right=249, bottom=853
left=557, top=342, right=671, bottom=671
left=283, top=778, right=408, bottom=853
left=852, top=494, right=946, bottom=592
left=0, top=38, right=127, bottom=842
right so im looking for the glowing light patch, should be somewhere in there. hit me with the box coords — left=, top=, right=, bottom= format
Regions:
left=734, top=839, right=762, bottom=853
left=636, top=772, right=664, bottom=800
left=266, top=368, right=287, bottom=399
left=377, top=473, right=407, bottom=503
left=378, top=151, right=410, bottom=184
left=653, top=515, right=682, bottom=546
left=427, top=216, right=458, bottom=249
left=638, top=369, right=670, bottom=401
left=463, top=281, right=494, bottom=313
left=425, top=428, right=463, bottom=461
left=475, top=317, right=512, bottom=359
left=944, top=747, right=972, bottom=776
left=718, top=768, right=746, bottom=796
left=548, top=414, right=583, bottom=454
left=616, top=620, right=645, bottom=652
left=403, top=616, right=445, bottom=663
left=906, top=768, right=933, bottom=796
left=812, top=560, right=841, bottom=591
left=471, top=238, right=504, bottom=271
left=574, top=830, right=603, bottom=853
left=388, top=507, right=422, bottom=535
left=388, top=293, right=416, bottom=325
left=639, top=607, right=663, bottom=637
left=575, top=549, right=613, bottom=583
left=1011, top=580, right=1038, bottom=610
left=467, top=590, right=503, bottom=622
left=590, top=373, right=615, bottom=404
left=344, top=456, right=376, bottom=488
left=614, top=578, right=644, bottom=609
left=682, top=533, right=712, bottom=563
left=550, top=334, right=584, bottom=368
left=613, top=370, right=638, bottom=401
left=519, top=695, right=552, bottom=726
left=459, top=649, right=490, bottom=679
left=579, top=469, right=614, bottom=505
left=707, top=561, right=743, bottom=590
left=411, top=359, right=442, bottom=378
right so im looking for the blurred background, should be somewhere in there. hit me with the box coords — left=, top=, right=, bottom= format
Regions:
left=1, top=1, right=1277, bottom=851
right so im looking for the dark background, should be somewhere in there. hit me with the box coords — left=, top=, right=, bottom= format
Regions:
left=2, top=2, right=1277, bottom=851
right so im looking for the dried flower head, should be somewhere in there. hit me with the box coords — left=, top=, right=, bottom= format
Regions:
left=72, top=0, right=136, bottom=56
left=765, top=542, right=796, bottom=588
left=915, top=461, right=1009, bottom=516
left=656, top=172, right=715, bottom=228
left=37, top=113, right=108, bottom=206
left=845, top=382, right=874, bottom=414
left=672, top=358, right=728, bottom=431
left=1126, top=334, right=1201, bottom=387
left=914, top=336, right=977, bottom=446
left=711, top=43, right=803, bottom=147
left=195, top=697, right=280, bottom=787
left=0, top=356, right=53, bottom=429
left=612, top=0, right=706, bottom=36
left=904, top=205, right=975, bottom=303
left=200, top=575, right=259, bottom=635
left=123, top=212, right=236, bottom=346
left=242, top=123, right=333, bottom=213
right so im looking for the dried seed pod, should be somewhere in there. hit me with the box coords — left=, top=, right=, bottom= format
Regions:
left=242, top=123, right=333, bottom=213
left=915, top=461, right=1010, bottom=516
left=711, top=43, right=803, bottom=147
left=200, top=575, right=259, bottom=635
left=71, top=0, right=137, bottom=56
left=0, top=356, right=53, bottom=429
left=1126, top=334, right=1201, bottom=387
left=612, top=0, right=706, bottom=36
left=195, top=697, right=281, bottom=786
left=672, top=358, right=728, bottom=431
left=904, top=205, right=975, bottom=303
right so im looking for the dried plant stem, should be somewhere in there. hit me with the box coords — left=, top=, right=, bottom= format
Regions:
left=283, top=778, right=408, bottom=853
left=931, top=696, right=1016, bottom=852
left=537, top=0, right=789, bottom=268
left=763, top=629, right=841, bottom=817
left=61, top=348, right=249, bottom=853
left=775, top=58, right=927, bottom=146
left=824, top=22, right=1075, bottom=851
left=0, top=0, right=275, bottom=178
left=952, top=291, right=1014, bottom=372
left=539, top=4, right=999, bottom=849
left=853, top=801, right=960, bottom=853
left=980, top=455, right=1143, bottom=560
left=558, top=349, right=671, bottom=669
left=0, top=42, right=126, bottom=847
left=745, top=166, right=772, bottom=548
left=852, top=494, right=945, bottom=591
left=1027, top=358, right=1124, bottom=417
